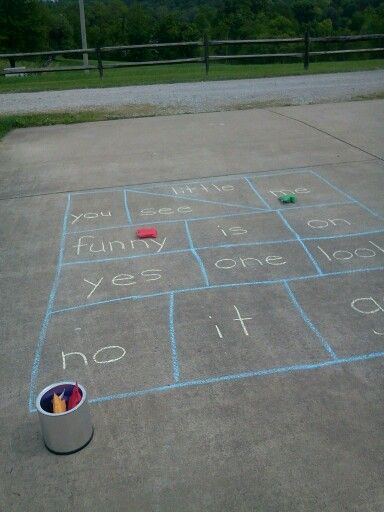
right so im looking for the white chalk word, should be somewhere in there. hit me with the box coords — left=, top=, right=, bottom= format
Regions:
left=269, top=187, right=310, bottom=198
left=217, top=225, right=248, bottom=238
left=84, top=269, right=162, bottom=298
left=171, top=183, right=234, bottom=195
left=351, top=296, right=384, bottom=338
left=61, top=345, right=126, bottom=369
left=215, top=255, right=286, bottom=269
left=70, top=211, right=112, bottom=225
left=317, top=240, right=384, bottom=262
left=73, top=235, right=167, bottom=256
left=209, top=305, right=253, bottom=339
left=307, top=218, right=351, bottom=229
left=140, top=206, right=192, bottom=217
left=351, top=297, right=384, bottom=315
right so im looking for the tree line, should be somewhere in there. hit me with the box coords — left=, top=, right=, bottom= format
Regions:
left=1, top=0, right=383, bottom=57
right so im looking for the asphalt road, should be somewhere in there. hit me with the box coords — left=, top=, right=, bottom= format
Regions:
left=0, top=70, right=383, bottom=114
left=1, top=101, right=383, bottom=512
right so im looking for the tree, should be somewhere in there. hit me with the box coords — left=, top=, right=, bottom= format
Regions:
left=0, top=0, right=50, bottom=59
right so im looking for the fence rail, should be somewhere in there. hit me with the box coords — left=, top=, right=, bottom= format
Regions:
left=1, top=33, right=383, bottom=77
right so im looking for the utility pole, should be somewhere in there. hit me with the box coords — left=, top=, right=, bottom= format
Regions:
left=78, top=0, right=89, bottom=70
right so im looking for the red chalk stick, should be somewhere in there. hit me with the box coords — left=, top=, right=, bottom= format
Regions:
left=68, top=382, right=82, bottom=411
left=136, top=227, right=158, bottom=238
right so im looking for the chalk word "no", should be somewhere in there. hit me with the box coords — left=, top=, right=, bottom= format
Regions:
left=62, top=345, right=126, bottom=369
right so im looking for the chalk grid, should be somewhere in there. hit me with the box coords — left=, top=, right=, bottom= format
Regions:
left=29, top=169, right=384, bottom=412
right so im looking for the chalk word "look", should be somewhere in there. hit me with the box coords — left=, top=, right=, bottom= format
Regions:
left=317, top=240, right=384, bottom=262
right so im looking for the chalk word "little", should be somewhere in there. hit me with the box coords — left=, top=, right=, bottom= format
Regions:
left=171, top=183, right=234, bottom=195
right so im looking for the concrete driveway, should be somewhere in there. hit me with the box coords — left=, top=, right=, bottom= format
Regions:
left=1, top=100, right=383, bottom=511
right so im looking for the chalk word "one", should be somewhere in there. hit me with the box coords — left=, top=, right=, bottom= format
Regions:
left=215, top=255, right=286, bottom=269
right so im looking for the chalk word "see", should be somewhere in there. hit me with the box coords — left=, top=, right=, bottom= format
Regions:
left=140, top=206, right=192, bottom=217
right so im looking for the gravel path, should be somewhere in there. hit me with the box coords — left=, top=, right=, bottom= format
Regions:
left=0, top=70, right=383, bottom=114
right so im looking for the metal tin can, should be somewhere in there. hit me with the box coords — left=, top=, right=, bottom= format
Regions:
left=36, top=382, right=94, bottom=454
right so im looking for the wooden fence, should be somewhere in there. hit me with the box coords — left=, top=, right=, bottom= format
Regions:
left=1, top=33, right=383, bottom=77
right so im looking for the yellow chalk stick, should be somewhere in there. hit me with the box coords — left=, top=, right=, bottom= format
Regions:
left=52, top=392, right=66, bottom=413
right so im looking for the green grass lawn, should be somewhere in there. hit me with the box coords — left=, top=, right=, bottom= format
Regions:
left=1, top=58, right=383, bottom=94
left=1, top=57, right=383, bottom=141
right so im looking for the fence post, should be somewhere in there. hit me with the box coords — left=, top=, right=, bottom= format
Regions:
left=96, top=47, right=103, bottom=79
left=304, top=28, right=310, bottom=69
left=203, top=34, right=210, bottom=75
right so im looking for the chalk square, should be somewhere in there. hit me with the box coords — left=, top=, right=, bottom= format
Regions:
left=187, top=211, right=295, bottom=249
left=282, top=203, right=384, bottom=239
left=288, top=270, right=384, bottom=357
left=305, top=234, right=384, bottom=274
left=174, top=285, right=330, bottom=381
left=248, top=171, right=348, bottom=208
left=64, top=222, right=190, bottom=263
left=125, top=188, right=260, bottom=224
left=68, top=190, right=128, bottom=232
left=35, top=297, right=173, bottom=400
left=55, top=252, right=206, bottom=310
left=147, top=177, right=268, bottom=209
left=198, top=241, right=318, bottom=285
